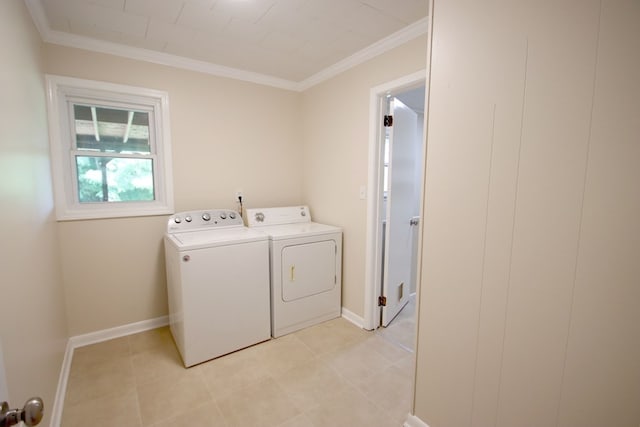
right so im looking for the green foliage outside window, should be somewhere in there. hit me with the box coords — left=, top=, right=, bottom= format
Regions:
left=76, top=156, right=154, bottom=203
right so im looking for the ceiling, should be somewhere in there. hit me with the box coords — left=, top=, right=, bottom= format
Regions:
left=26, top=0, right=428, bottom=90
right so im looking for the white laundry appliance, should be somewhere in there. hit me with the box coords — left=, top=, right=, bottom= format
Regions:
left=164, top=209, right=271, bottom=367
left=245, top=206, right=342, bottom=337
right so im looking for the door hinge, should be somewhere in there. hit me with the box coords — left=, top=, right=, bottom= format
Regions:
left=378, top=295, right=387, bottom=307
left=384, top=115, right=393, bottom=127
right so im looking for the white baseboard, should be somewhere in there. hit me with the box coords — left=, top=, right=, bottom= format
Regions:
left=49, top=339, right=73, bottom=427
left=404, top=413, right=430, bottom=427
left=69, top=315, right=169, bottom=349
left=341, top=306, right=365, bottom=329
left=50, top=316, right=169, bottom=426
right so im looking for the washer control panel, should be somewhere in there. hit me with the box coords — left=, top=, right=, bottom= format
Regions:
left=167, top=209, right=241, bottom=232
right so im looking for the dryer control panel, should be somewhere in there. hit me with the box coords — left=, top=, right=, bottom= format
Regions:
left=245, top=206, right=311, bottom=227
left=167, top=209, right=242, bottom=233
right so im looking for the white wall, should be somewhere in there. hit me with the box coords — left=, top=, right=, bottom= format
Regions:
left=0, top=7, right=427, bottom=424
left=415, top=0, right=640, bottom=425
left=301, top=36, right=428, bottom=317
left=44, top=44, right=303, bottom=335
left=39, top=33, right=427, bottom=336
left=0, top=1, right=68, bottom=424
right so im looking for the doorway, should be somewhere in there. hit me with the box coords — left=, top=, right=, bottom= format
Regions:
left=363, top=71, right=426, bottom=346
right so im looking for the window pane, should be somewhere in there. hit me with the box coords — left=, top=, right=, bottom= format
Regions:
left=76, top=156, right=155, bottom=203
left=73, top=104, right=151, bottom=154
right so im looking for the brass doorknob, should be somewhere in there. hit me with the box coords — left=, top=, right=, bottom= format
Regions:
left=0, top=397, right=43, bottom=427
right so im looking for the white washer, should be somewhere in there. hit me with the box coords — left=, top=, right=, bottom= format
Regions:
left=164, top=209, right=271, bottom=367
left=246, top=206, right=342, bottom=337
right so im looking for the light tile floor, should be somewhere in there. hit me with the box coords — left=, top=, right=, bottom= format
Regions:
left=62, top=317, right=415, bottom=427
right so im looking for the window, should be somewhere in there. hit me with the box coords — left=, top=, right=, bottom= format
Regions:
left=46, top=75, right=174, bottom=220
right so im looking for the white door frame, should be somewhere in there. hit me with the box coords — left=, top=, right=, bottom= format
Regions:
left=363, top=70, right=426, bottom=330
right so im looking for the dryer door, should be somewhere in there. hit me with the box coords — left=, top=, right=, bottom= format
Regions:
left=281, top=240, right=337, bottom=302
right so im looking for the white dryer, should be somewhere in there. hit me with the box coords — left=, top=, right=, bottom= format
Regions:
left=245, top=206, right=342, bottom=337
left=164, top=209, right=271, bottom=367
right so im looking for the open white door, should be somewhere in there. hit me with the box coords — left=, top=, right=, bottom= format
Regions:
left=381, top=98, right=419, bottom=326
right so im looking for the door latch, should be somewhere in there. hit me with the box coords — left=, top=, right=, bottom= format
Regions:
left=0, top=397, right=44, bottom=427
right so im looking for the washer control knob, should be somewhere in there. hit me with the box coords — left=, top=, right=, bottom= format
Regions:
left=202, top=213, right=211, bottom=221
left=255, top=212, right=265, bottom=222
left=185, top=216, right=192, bottom=222
left=229, top=212, right=237, bottom=219
left=174, top=216, right=181, bottom=223
left=220, top=212, right=227, bottom=219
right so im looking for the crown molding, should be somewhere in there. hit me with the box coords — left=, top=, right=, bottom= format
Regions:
left=25, top=0, right=428, bottom=92
left=48, top=29, right=300, bottom=91
left=297, top=17, right=429, bottom=91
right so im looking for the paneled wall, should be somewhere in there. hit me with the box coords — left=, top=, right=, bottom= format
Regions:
left=415, top=0, right=640, bottom=425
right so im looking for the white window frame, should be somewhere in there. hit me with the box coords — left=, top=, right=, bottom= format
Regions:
left=46, top=75, right=174, bottom=220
